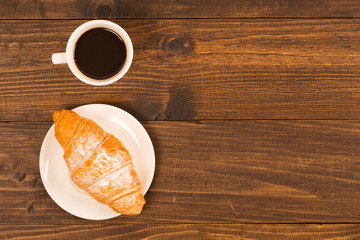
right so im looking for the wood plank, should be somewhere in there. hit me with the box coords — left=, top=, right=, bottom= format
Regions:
left=1, top=19, right=360, bottom=121
left=1, top=120, right=360, bottom=224
left=1, top=0, right=360, bottom=19
left=1, top=224, right=360, bottom=239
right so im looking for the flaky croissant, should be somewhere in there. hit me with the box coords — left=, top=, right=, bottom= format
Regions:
left=53, top=109, right=145, bottom=215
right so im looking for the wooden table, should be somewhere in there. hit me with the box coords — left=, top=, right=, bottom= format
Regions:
left=1, top=0, right=360, bottom=239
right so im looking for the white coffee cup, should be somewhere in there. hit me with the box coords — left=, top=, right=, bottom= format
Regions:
left=52, top=20, right=133, bottom=86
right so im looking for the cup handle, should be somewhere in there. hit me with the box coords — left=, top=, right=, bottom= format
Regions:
left=52, top=52, right=67, bottom=64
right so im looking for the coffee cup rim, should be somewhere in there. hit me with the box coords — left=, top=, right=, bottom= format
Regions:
left=65, top=20, right=133, bottom=86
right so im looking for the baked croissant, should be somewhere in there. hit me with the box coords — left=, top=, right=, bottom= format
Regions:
left=53, top=109, right=145, bottom=215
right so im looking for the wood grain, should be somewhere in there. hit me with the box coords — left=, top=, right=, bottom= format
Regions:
left=1, top=19, right=360, bottom=121
left=1, top=224, right=360, bottom=240
left=2, top=0, right=360, bottom=237
left=1, top=120, right=360, bottom=224
left=1, top=0, right=360, bottom=19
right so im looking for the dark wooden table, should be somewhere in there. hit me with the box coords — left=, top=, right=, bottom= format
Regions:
left=1, top=0, right=360, bottom=239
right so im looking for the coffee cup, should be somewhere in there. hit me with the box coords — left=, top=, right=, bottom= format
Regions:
left=52, top=20, right=133, bottom=86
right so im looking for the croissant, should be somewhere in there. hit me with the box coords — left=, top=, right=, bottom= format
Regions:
left=53, top=109, right=145, bottom=215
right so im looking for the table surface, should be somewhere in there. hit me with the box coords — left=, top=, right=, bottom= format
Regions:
left=1, top=0, right=360, bottom=239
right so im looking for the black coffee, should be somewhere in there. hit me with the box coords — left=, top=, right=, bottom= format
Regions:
left=74, top=28, right=127, bottom=79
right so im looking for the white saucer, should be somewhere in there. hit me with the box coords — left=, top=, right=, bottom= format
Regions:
left=39, top=104, right=155, bottom=220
